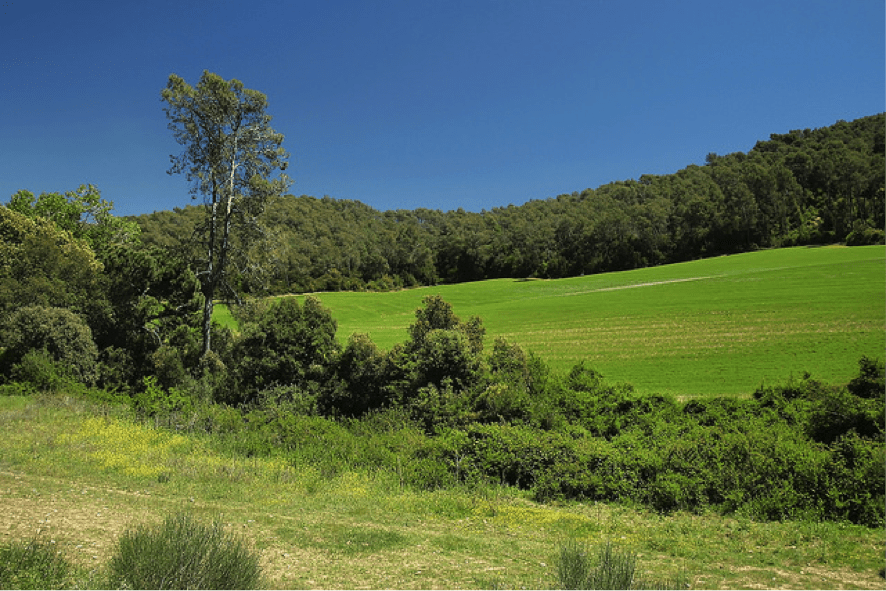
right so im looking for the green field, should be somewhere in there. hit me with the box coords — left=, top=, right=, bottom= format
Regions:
left=267, top=245, right=885, bottom=397
left=1, top=395, right=882, bottom=590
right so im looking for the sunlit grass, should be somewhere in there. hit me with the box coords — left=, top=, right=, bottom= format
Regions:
left=1, top=395, right=883, bottom=589
left=224, top=245, right=884, bottom=396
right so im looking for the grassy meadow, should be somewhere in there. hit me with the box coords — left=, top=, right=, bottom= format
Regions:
left=3, top=244, right=883, bottom=588
left=220, top=245, right=885, bottom=397
left=1, top=394, right=883, bottom=590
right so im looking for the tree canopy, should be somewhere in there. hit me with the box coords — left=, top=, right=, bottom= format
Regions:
left=162, top=70, right=290, bottom=355
left=136, top=113, right=885, bottom=294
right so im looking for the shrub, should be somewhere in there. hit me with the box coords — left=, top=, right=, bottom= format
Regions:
left=807, top=387, right=884, bottom=444
left=0, top=537, right=72, bottom=590
left=847, top=356, right=885, bottom=399
left=8, top=349, right=73, bottom=392
left=107, top=511, right=263, bottom=590
left=0, top=306, right=98, bottom=385
left=133, top=375, right=194, bottom=419
left=327, top=332, right=387, bottom=416
left=233, top=296, right=340, bottom=404
left=413, top=329, right=483, bottom=392
left=557, top=539, right=636, bottom=590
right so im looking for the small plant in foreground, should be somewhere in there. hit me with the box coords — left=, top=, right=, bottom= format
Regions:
left=108, top=510, right=263, bottom=590
left=0, top=537, right=72, bottom=590
left=556, top=539, right=687, bottom=590
left=558, top=539, right=636, bottom=589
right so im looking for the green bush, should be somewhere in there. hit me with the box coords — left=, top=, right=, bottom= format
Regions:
left=8, top=349, right=73, bottom=392
left=413, top=329, right=483, bottom=392
left=107, top=511, right=263, bottom=590
left=232, top=296, right=340, bottom=404
left=134, top=375, right=194, bottom=419
left=327, top=332, right=388, bottom=416
left=847, top=356, right=885, bottom=399
left=0, top=537, right=72, bottom=590
left=0, top=306, right=98, bottom=385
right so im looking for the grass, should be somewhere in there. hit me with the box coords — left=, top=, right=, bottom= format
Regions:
left=0, top=394, right=883, bottom=589
left=107, top=510, right=263, bottom=589
left=0, top=537, right=73, bottom=589
left=218, top=245, right=883, bottom=397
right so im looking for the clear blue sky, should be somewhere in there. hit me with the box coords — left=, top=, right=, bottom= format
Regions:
left=1, top=0, right=883, bottom=217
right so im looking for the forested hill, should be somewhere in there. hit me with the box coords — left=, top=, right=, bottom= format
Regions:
left=135, top=113, right=885, bottom=294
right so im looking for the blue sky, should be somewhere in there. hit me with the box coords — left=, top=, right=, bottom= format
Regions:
left=1, top=0, right=883, bottom=217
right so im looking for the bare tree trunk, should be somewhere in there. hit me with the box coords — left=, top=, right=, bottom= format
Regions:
left=202, top=191, right=219, bottom=357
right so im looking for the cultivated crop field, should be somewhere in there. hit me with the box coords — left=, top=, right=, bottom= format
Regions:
left=294, top=245, right=884, bottom=397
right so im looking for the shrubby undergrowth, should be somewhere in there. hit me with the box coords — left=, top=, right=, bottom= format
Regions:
left=4, top=292, right=882, bottom=529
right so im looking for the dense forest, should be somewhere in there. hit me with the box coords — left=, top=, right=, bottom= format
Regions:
left=0, top=113, right=883, bottom=529
left=135, top=113, right=885, bottom=294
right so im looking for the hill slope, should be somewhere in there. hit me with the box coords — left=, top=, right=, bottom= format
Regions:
left=295, top=245, right=884, bottom=396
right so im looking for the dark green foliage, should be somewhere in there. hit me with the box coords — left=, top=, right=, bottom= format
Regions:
left=344, top=295, right=491, bottom=428
left=0, top=538, right=72, bottom=590
left=414, top=329, right=483, bottom=392
left=107, top=511, right=263, bottom=590
left=480, top=338, right=560, bottom=426
left=847, top=355, right=885, bottom=399
left=808, top=387, right=884, bottom=444
left=232, top=296, right=340, bottom=404
left=327, top=333, right=387, bottom=416
left=0, top=206, right=102, bottom=319
left=408, top=355, right=884, bottom=527
left=0, top=306, right=98, bottom=385
left=134, top=113, right=884, bottom=293
left=93, top=244, right=203, bottom=388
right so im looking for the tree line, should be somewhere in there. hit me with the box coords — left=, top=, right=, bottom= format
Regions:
left=135, top=113, right=884, bottom=294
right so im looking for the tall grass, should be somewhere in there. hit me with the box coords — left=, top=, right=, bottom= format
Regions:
left=107, top=511, right=264, bottom=590
left=557, top=539, right=637, bottom=590
left=0, top=537, right=72, bottom=590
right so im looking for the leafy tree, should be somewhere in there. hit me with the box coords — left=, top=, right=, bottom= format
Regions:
left=6, top=184, right=140, bottom=255
left=232, top=296, right=339, bottom=404
left=0, top=306, right=98, bottom=385
left=390, top=296, right=487, bottom=417
left=162, top=70, right=290, bottom=356
left=408, top=295, right=484, bottom=354
left=0, top=206, right=102, bottom=319
left=94, top=245, right=202, bottom=387
left=327, top=332, right=387, bottom=416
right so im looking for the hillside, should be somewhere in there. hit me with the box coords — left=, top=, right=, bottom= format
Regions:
left=135, top=113, right=885, bottom=294
left=221, top=245, right=883, bottom=397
